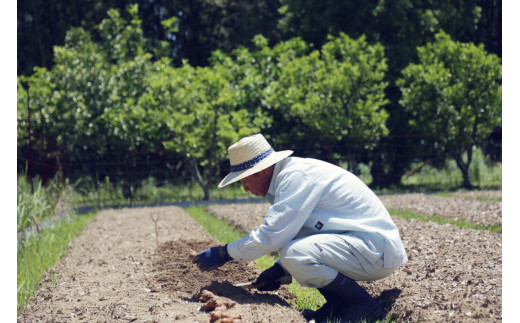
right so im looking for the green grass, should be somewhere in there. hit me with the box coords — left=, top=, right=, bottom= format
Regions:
left=185, top=206, right=244, bottom=244
left=252, top=252, right=326, bottom=311
left=466, top=196, right=501, bottom=203
left=389, top=208, right=502, bottom=233
left=433, top=192, right=455, bottom=198
left=433, top=191, right=501, bottom=203
left=72, top=176, right=254, bottom=207
left=17, top=212, right=96, bottom=313
left=68, top=148, right=501, bottom=208
left=17, top=174, right=61, bottom=232
left=401, top=148, right=501, bottom=190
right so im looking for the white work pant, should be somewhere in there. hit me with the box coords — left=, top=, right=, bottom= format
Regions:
left=279, top=233, right=397, bottom=288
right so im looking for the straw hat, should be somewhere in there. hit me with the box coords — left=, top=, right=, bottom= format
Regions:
left=218, top=134, right=293, bottom=188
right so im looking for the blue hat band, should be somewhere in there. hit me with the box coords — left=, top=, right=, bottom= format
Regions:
left=230, top=148, right=274, bottom=172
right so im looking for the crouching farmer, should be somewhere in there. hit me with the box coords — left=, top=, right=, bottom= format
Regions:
left=193, top=134, right=408, bottom=322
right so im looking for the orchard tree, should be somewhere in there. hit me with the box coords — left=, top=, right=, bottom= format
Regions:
left=209, top=35, right=299, bottom=114
left=51, top=5, right=161, bottom=198
left=17, top=5, right=173, bottom=198
left=263, top=33, right=389, bottom=171
left=18, top=26, right=113, bottom=182
left=209, top=35, right=312, bottom=153
left=17, top=69, right=57, bottom=180
left=397, top=31, right=501, bottom=188
left=276, top=0, right=502, bottom=186
left=18, top=0, right=284, bottom=75
left=138, top=60, right=270, bottom=200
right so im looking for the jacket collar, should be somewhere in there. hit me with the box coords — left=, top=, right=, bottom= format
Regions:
left=266, top=157, right=290, bottom=204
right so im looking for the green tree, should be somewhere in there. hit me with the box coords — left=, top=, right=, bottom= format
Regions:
left=277, top=0, right=501, bottom=186
left=263, top=33, right=389, bottom=171
left=397, top=31, right=501, bottom=188
left=17, top=5, right=171, bottom=198
left=138, top=60, right=270, bottom=200
left=18, top=25, right=112, bottom=182
left=209, top=35, right=313, bottom=153
left=50, top=6, right=159, bottom=198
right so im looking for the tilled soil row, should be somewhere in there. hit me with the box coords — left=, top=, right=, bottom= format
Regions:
left=378, top=191, right=502, bottom=227
left=18, top=207, right=305, bottom=323
left=207, top=198, right=502, bottom=322
left=207, top=191, right=502, bottom=230
left=375, top=217, right=502, bottom=322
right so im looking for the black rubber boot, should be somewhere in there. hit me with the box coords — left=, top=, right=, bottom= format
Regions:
left=303, top=289, right=339, bottom=322
left=310, top=272, right=383, bottom=323
left=302, top=304, right=336, bottom=322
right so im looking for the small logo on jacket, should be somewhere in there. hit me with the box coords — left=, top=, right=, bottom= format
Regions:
left=315, top=221, right=323, bottom=230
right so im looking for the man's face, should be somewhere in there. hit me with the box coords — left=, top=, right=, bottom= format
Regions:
left=240, top=166, right=273, bottom=197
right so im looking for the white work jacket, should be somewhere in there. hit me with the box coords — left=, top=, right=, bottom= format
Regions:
left=227, top=157, right=408, bottom=268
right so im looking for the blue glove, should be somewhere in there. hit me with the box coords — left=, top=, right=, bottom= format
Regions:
left=252, top=263, right=291, bottom=291
left=192, top=245, right=232, bottom=271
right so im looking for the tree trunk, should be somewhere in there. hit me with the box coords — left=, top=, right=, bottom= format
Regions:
left=202, top=184, right=211, bottom=201
left=122, top=181, right=133, bottom=201
left=461, top=166, right=472, bottom=189
left=189, top=159, right=211, bottom=200
left=453, top=149, right=474, bottom=189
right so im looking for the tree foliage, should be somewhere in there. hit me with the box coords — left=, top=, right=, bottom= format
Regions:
left=397, top=31, right=501, bottom=188
left=19, top=6, right=164, bottom=198
left=209, top=35, right=313, bottom=153
left=275, top=0, right=501, bottom=186
left=139, top=60, right=270, bottom=199
left=18, top=5, right=273, bottom=200
left=17, top=2, right=502, bottom=194
left=263, top=33, right=389, bottom=169
left=17, top=0, right=284, bottom=75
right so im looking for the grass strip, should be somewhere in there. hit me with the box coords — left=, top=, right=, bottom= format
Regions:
left=17, top=212, right=96, bottom=313
left=433, top=191, right=501, bottom=203
left=389, top=208, right=502, bottom=233
left=185, top=206, right=244, bottom=244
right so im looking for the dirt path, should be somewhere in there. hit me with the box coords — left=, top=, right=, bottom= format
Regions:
left=378, top=192, right=502, bottom=226
left=377, top=217, right=502, bottom=322
left=19, top=191, right=502, bottom=322
left=17, top=207, right=305, bottom=322
left=207, top=191, right=502, bottom=230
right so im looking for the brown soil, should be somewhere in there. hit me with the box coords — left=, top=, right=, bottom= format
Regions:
left=207, top=191, right=502, bottom=231
left=18, top=207, right=305, bottom=322
left=18, top=191, right=502, bottom=322
left=378, top=191, right=502, bottom=227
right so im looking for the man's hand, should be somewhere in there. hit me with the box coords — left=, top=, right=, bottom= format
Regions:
left=192, top=245, right=232, bottom=271
left=252, top=263, right=292, bottom=291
